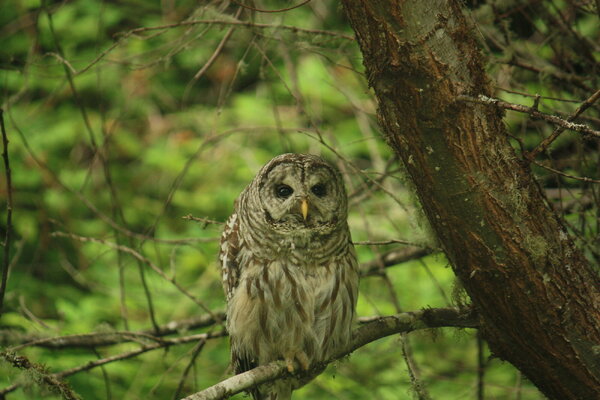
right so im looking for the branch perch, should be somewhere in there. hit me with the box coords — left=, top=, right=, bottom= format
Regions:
left=182, top=307, right=477, bottom=400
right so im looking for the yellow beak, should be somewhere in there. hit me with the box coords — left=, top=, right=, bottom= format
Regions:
left=300, top=198, right=309, bottom=221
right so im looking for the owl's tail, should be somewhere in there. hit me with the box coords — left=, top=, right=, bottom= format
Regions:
left=253, top=380, right=292, bottom=400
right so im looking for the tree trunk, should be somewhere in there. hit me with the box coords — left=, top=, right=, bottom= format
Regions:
left=341, top=1, right=600, bottom=399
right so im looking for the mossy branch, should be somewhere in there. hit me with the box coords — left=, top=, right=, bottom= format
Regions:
left=1, top=352, right=81, bottom=400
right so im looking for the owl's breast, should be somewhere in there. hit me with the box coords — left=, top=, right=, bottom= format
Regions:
left=227, top=257, right=321, bottom=364
left=227, top=247, right=357, bottom=365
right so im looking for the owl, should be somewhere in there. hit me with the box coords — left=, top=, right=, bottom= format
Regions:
left=219, top=153, right=359, bottom=400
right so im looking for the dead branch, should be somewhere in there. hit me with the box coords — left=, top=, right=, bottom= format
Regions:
left=2, top=311, right=225, bottom=350
left=0, top=110, right=12, bottom=317
left=526, top=88, right=600, bottom=160
left=458, top=94, right=600, bottom=138
left=51, top=232, right=222, bottom=321
left=0, top=331, right=226, bottom=397
left=360, top=246, right=434, bottom=277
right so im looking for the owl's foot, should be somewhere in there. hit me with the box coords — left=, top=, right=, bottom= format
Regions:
left=284, top=350, right=310, bottom=372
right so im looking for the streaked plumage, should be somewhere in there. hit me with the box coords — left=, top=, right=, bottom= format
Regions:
left=219, top=153, right=359, bottom=400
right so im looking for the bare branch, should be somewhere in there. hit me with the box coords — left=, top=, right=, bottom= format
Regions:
left=526, top=88, right=600, bottom=160
left=534, top=161, right=600, bottom=184
left=51, top=232, right=222, bottom=322
left=360, top=247, right=434, bottom=277
left=230, top=0, right=311, bottom=13
left=182, top=214, right=224, bottom=226
left=55, top=331, right=226, bottom=380
left=458, top=94, right=600, bottom=138
left=0, top=331, right=226, bottom=397
left=76, top=19, right=353, bottom=76
left=182, top=7, right=243, bottom=102
left=353, top=239, right=427, bottom=247
left=183, top=308, right=478, bottom=400
left=119, top=19, right=354, bottom=41
left=3, top=311, right=225, bottom=350
left=0, top=110, right=13, bottom=317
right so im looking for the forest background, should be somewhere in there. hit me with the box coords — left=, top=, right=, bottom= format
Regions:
left=0, top=1, right=598, bottom=399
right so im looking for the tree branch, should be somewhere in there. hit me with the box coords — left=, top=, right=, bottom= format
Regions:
left=526, top=88, right=600, bottom=160
left=458, top=94, right=600, bottom=138
left=0, top=110, right=12, bottom=318
left=0, top=331, right=226, bottom=397
left=2, top=311, right=225, bottom=350
left=182, top=307, right=477, bottom=400
left=360, top=246, right=434, bottom=277
left=1, top=352, right=81, bottom=400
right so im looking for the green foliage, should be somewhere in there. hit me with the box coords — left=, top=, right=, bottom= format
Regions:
left=2, top=0, right=597, bottom=399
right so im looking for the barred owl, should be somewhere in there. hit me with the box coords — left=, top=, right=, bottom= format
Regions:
left=219, top=153, right=359, bottom=400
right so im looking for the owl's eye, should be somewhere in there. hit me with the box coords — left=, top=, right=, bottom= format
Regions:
left=311, top=183, right=327, bottom=197
left=275, top=184, right=294, bottom=199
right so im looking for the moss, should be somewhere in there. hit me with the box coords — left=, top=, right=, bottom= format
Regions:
left=522, top=234, right=550, bottom=265
left=451, top=279, right=471, bottom=309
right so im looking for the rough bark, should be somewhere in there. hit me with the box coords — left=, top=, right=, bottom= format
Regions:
left=341, top=1, right=600, bottom=399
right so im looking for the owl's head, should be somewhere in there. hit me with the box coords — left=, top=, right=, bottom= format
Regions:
left=253, top=153, right=348, bottom=235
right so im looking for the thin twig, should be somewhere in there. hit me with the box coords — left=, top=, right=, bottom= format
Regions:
left=231, top=0, right=311, bottom=13
left=495, top=87, right=581, bottom=104
left=4, top=311, right=224, bottom=350
left=92, top=348, right=112, bottom=400
left=7, top=109, right=215, bottom=246
left=182, top=214, right=224, bottom=226
left=119, top=20, right=354, bottom=41
left=507, top=57, right=592, bottom=92
left=0, top=110, right=12, bottom=317
left=0, top=331, right=226, bottom=397
left=353, top=239, right=422, bottom=246
left=56, top=331, right=226, bottom=380
left=44, top=0, right=98, bottom=150
left=173, top=337, right=209, bottom=400
left=533, top=161, right=600, bottom=184
left=75, top=19, right=353, bottom=76
left=526, top=88, right=600, bottom=161
left=360, top=247, right=434, bottom=277
left=51, top=232, right=222, bottom=322
left=182, top=8, right=243, bottom=103
left=476, top=331, right=485, bottom=400
left=458, top=94, right=600, bottom=138
left=401, top=334, right=431, bottom=400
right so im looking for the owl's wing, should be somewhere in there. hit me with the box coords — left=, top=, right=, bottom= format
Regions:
left=219, top=211, right=259, bottom=377
left=219, top=212, right=241, bottom=301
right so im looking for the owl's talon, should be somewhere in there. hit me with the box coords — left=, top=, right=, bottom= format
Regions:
left=296, top=351, right=310, bottom=371
left=284, top=351, right=310, bottom=373
left=284, top=354, right=295, bottom=373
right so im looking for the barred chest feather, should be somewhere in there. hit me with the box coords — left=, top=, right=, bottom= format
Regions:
left=227, top=245, right=358, bottom=369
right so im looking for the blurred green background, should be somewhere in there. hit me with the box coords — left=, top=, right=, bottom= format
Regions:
left=1, top=0, right=598, bottom=399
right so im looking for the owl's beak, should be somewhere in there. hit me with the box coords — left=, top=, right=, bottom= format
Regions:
left=300, top=198, right=309, bottom=220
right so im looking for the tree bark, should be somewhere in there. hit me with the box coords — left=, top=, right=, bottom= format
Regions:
left=341, top=1, right=600, bottom=399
